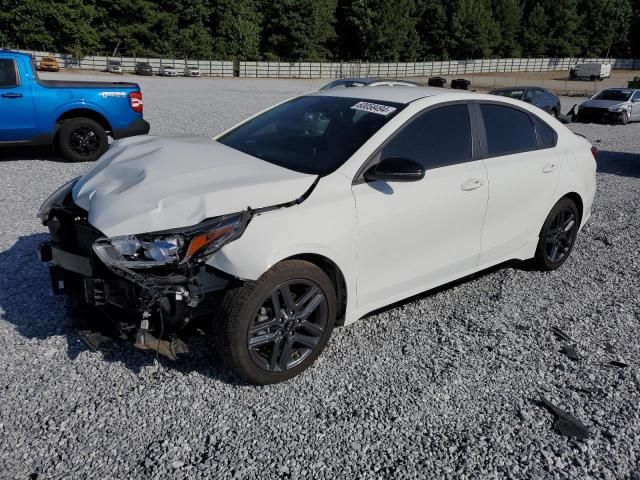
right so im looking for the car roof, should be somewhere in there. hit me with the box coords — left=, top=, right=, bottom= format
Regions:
left=602, top=87, right=638, bottom=91
left=491, top=86, right=546, bottom=92
left=311, top=85, right=446, bottom=104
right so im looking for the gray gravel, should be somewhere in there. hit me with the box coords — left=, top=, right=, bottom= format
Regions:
left=1, top=74, right=639, bottom=480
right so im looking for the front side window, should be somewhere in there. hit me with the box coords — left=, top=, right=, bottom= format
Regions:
left=493, top=89, right=524, bottom=100
left=218, top=96, right=403, bottom=175
left=480, top=104, right=538, bottom=157
left=0, top=59, right=18, bottom=88
left=379, top=104, right=472, bottom=170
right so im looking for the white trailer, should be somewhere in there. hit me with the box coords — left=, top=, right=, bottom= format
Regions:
left=570, top=63, right=612, bottom=81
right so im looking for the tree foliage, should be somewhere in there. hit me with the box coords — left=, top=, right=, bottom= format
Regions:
left=0, top=0, right=638, bottom=60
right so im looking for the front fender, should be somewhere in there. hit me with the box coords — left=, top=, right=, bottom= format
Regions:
left=206, top=174, right=359, bottom=318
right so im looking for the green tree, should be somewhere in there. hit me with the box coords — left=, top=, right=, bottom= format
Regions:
left=540, top=0, right=584, bottom=56
left=0, top=0, right=53, bottom=50
left=521, top=3, right=548, bottom=56
left=210, top=0, right=262, bottom=59
left=493, top=0, right=523, bottom=57
left=580, top=0, right=632, bottom=57
left=416, top=0, right=450, bottom=59
left=336, top=0, right=421, bottom=61
left=630, top=0, right=640, bottom=56
left=261, top=0, right=337, bottom=60
left=447, top=0, right=500, bottom=58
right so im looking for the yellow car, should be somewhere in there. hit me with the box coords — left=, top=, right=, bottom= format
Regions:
left=39, top=56, right=60, bottom=72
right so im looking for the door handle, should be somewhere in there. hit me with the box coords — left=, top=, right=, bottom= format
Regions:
left=461, top=178, right=483, bottom=191
left=542, top=163, right=557, bottom=173
left=1, top=92, right=22, bottom=98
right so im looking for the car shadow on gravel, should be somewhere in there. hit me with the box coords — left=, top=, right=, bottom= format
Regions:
left=0, top=145, right=65, bottom=162
left=597, top=150, right=640, bottom=178
left=0, top=234, right=238, bottom=384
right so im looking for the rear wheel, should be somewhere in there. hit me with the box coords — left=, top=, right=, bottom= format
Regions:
left=58, top=117, right=108, bottom=162
left=533, top=198, right=580, bottom=271
left=214, top=260, right=337, bottom=384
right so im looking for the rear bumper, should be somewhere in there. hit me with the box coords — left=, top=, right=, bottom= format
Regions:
left=112, top=119, right=150, bottom=139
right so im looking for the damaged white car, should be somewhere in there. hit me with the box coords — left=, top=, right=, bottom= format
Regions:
left=38, top=87, right=596, bottom=384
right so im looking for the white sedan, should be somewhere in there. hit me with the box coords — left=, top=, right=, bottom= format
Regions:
left=38, top=87, right=597, bottom=384
left=158, top=65, right=178, bottom=77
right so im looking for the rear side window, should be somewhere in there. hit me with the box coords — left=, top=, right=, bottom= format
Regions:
left=0, top=59, right=18, bottom=88
left=533, top=116, right=557, bottom=149
left=480, top=104, right=537, bottom=156
left=380, top=104, right=472, bottom=170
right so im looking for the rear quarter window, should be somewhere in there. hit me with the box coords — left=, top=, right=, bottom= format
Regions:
left=532, top=116, right=558, bottom=149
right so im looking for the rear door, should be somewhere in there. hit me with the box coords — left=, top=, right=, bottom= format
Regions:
left=477, top=103, right=562, bottom=265
left=351, top=103, right=488, bottom=309
left=0, top=58, right=36, bottom=141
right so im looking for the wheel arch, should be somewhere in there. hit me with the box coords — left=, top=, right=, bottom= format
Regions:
left=560, top=191, right=584, bottom=225
left=281, top=253, right=348, bottom=326
left=54, top=108, right=113, bottom=141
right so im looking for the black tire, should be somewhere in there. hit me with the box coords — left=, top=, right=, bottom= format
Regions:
left=621, top=111, right=629, bottom=125
left=533, top=198, right=580, bottom=271
left=551, top=108, right=559, bottom=118
left=58, top=117, right=108, bottom=162
left=214, top=260, right=337, bottom=385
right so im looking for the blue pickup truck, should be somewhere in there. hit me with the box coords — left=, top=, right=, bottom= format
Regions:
left=0, top=50, right=150, bottom=162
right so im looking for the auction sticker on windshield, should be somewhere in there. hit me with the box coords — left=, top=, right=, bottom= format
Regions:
left=351, top=102, right=397, bottom=116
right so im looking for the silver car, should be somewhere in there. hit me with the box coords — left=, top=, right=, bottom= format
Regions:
left=575, top=88, right=640, bottom=124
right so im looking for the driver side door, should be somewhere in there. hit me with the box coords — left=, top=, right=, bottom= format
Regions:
left=351, top=103, right=489, bottom=311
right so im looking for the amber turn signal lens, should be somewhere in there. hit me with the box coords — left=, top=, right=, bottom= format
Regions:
left=185, top=225, right=235, bottom=259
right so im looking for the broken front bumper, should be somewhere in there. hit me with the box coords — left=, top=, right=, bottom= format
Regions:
left=39, top=198, right=232, bottom=358
left=576, top=107, right=626, bottom=124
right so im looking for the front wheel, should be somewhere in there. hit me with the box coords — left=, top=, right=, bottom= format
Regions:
left=58, top=117, right=108, bottom=162
left=620, top=111, right=630, bottom=125
left=214, top=260, right=337, bottom=384
left=533, top=198, right=580, bottom=271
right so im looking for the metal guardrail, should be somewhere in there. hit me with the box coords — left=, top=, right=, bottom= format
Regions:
left=17, top=50, right=640, bottom=79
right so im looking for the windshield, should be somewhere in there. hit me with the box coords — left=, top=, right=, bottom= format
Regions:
left=594, top=90, right=632, bottom=101
left=218, top=96, right=404, bottom=175
left=492, top=89, right=524, bottom=99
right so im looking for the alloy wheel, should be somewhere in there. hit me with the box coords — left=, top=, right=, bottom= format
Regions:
left=544, top=207, right=577, bottom=264
left=247, top=279, right=328, bottom=372
left=69, top=127, right=101, bottom=156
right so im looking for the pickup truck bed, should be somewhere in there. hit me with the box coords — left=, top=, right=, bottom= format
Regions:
left=0, top=50, right=150, bottom=162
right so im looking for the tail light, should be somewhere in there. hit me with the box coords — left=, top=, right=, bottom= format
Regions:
left=129, top=92, right=143, bottom=113
left=591, top=145, right=599, bottom=160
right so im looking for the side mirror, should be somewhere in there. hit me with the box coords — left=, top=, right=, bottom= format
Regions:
left=364, top=157, right=425, bottom=183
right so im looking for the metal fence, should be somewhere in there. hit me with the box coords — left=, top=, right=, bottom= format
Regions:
left=238, top=58, right=640, bottom=78
left=18, top=50, right=640, bottom=79
left=22, top=50, right=234, bottom=77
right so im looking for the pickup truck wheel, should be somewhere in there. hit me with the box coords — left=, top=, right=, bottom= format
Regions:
left=214, top=260, right=337, bottom=385
left=58, top=117, right=108, bottom=162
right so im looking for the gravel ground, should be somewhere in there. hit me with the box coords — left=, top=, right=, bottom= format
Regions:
left=1, top=74, right=639, bottom=480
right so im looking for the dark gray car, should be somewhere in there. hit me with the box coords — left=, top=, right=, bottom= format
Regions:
left=575, top=88, right=640, bottom=125
left=489, top=86, right=562, bottom=117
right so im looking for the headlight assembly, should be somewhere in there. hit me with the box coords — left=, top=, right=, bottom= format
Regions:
left=93, top=212, right=251, bottom=269
left=37, top=177, right=80, bottom=222
left=608, top=106, right=626, bottom=113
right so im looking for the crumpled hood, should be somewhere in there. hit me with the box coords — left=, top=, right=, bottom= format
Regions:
left=581, top=99, right=629, bottom=110
left=72, top=136, right=317, bottom=237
